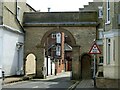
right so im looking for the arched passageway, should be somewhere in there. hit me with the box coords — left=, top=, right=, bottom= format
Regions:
left=25, top=53, right=36, bottom=75
left=81, top=53, right=92, bottom=79
left=40, top=28, right=81, bottom=80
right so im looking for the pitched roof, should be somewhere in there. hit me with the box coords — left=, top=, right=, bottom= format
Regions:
left=64, top=43, right=72, bottom=51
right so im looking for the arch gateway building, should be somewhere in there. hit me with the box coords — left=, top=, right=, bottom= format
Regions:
left=23, top=11, right=98, bottom=80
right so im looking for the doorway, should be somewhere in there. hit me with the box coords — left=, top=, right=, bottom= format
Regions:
left=81, top=54, right=91, bottom=79
left=25, top=53, right=36, bottom=75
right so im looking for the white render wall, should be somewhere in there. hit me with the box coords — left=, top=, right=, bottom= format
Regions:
left=0, top=28, right=2, bottom=89
left=44, top=57, right=55, bottom=76
left=0, top=27, right=24, bottom=76
left=103, top=29, right=120, bottom=79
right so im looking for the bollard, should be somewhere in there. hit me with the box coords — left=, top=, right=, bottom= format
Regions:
left=0, top=68, right=2, bottom=90
left=2, top=71, right=4, bottom=81
left=55, top=69, right=57, bottom=75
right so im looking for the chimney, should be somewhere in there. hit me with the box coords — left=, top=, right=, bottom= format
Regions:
left=48, top=7, right=51, bottom=12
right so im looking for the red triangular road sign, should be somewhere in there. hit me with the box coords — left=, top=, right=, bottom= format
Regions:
left=89, top=42, right=101, bottom=54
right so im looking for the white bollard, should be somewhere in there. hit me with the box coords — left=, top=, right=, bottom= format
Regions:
left=0, top=68, right=2, bottom=90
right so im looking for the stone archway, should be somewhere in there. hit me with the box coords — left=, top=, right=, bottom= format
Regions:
left=23, top=11, right=97, bottom=80
left=81, top=53, right=92, bottom=79
left=25, top=53, right=36, bottom=75
left=40, top=27, right=76, bottom=47
left=23, top=26, right=96, bottom=80
left=39, top=27, right=81, bottom=79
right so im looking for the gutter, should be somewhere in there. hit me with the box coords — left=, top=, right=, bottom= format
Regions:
left=26, top=3, right=36, bottom=12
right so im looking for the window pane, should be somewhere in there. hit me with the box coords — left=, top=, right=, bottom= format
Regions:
left=107, top=0, right=110, bottom=22
left=99, top=31, right=103, bottom=39
left=56, top=45, right=61, bottom=56
left=56, top=33, right=61, bottom=43
left=108, top=44, right=110, bottom=64
left=17, top=7, right=20, bottom=18
left=107, top=39, right=111, bottom=64
left=108, top=10, right=110, bottom=21
left=107, top=0, right=110, bottom=8
left=99, top=56, right=103, bottom=64
left=98, top=7, right=103, bottom=18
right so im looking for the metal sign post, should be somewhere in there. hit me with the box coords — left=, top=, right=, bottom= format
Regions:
left=89, top=41, right=101, bottom=87
left=93, top=54, right=96, bottom=87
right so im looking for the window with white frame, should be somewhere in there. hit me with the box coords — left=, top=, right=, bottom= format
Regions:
left=56, top=45, right=61, bottom=56
left=106, top=0, right=110, bottom=23
left=113, top=39, right=115, bottom=61
left=56, top=33, right=61, bottom=44
left=99, top=56, right=103, bottom=65
left=98, top=29, right=104, bottom=39
left=98, top=6, right=103, bottom=18
left=51, top=33, right=56, bottom=39
left=106, top=38, right=111, bottom=64
left=17, top=6, right=21, bottom=20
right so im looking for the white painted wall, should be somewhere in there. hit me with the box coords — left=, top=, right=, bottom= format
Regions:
left=0, top=37, right=3, bottom=70
left=52, top=62, right=55, bottom=75
left=103, top=30, right=120, bottom=79
left=0, top=28, right=3, bottom=90
left=48, top=57, right=51, bottom=75
left=0, top=68, right=2, bottom=90
left=44, top=57, right=55, bottom=76
left=0, top=28, right=24, bottom=76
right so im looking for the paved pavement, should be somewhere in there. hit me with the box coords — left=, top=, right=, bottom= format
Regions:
left=75, top=79, right=94, bottom=89
left=75, top=79, right=120, bottom=89
left=3, top=76, right=24, bottom=84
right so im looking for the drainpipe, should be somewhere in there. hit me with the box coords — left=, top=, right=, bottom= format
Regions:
left=15, top=0, right=25, bottom=75
left=15, top=0, right=25, bottom=33
left=16, top=42, right=23, bottom=75
left=48, top=7, right=51, bottom=12
left=17, top=45, right=20, bottom=75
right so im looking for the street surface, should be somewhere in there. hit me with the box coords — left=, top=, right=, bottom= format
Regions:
left=2, top=72, right=74, bottom=90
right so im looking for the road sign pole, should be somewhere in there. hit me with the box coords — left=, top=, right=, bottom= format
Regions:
left=89, top=41, right=101, bottom=87
left=93, top=54, right=96, bottom=87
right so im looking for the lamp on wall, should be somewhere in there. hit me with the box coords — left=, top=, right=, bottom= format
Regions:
left=16, top=42, right=23, bottom=50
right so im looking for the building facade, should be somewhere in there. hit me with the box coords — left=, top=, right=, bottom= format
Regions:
left=0, top=0, right=36, bottom=76
left=79, top=1, right=104, bottom=77
left=102, top=1, right=120, bottom=79
left=23, top=11, right=97, bottom=80
left=44, top=32, right=65, bottom=76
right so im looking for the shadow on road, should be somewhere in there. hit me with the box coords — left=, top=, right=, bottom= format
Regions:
left=2, top=73, right=76, bottom=90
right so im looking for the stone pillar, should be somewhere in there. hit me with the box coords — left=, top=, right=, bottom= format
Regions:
left=72, top=45, right=81, bottom=80
left=35, top=47, right=45, bottom=78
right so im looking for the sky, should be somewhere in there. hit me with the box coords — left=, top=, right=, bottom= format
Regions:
left=26, top=0, right=93, bottom=12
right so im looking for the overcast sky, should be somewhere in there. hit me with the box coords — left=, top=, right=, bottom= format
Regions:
left=26, top=0, right=93, bottom=12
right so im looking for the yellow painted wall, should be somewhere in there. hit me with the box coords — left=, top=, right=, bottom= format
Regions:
left=3, top=0, right=33, bottom=30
